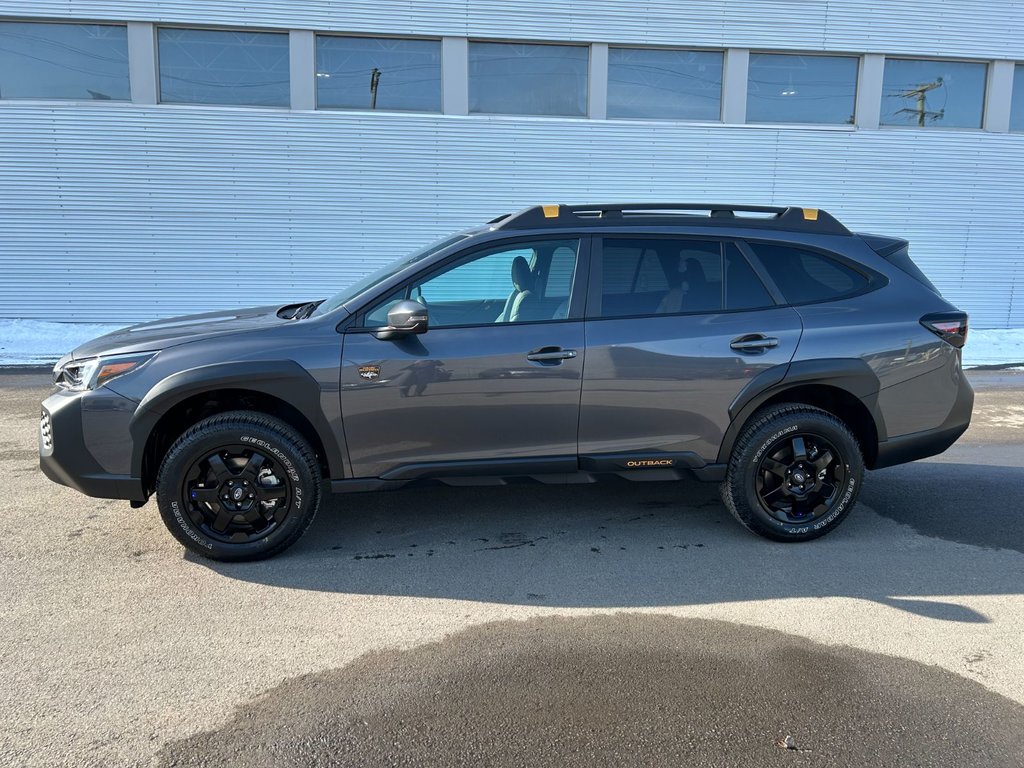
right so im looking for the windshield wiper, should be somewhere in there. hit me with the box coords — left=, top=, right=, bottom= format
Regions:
left=294, top=300, right=324, bottom=320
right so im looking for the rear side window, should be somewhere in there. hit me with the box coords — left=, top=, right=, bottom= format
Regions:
left=749, top=243, right=869, bottom=304
left=596, top=238, right=723, bottom=318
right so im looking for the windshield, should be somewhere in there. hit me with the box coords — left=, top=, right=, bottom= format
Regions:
left=310, top=233, right=469, bottom=317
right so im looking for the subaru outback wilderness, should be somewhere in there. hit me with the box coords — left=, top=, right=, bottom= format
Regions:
left=40, top=204, right=973, bottom=560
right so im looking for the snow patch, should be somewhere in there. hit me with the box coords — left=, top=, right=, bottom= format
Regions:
left=0, top=319, right=122, bottom=366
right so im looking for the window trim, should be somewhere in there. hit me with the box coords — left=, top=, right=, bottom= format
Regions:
left=313, top=32, right=444, bottom=114
left=347, top=234, right=592, bottom=332
left=586, top=234, right=780, bottom=322
left=155, top=25, right=292, bottom=108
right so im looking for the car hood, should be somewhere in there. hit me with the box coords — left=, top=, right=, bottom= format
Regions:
left=67, top=304, right=295, bottom=361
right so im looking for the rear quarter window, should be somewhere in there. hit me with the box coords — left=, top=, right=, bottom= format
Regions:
left=748, top=243, right=869, bottom=304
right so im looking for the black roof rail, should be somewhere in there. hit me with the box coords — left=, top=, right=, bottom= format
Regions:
left=494, top=203, right=851, bottom=236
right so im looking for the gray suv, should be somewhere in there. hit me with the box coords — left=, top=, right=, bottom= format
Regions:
left=40, top=204, right=973, bottom=560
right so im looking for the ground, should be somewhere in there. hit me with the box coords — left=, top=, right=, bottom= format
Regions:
left=0, top=371, right=1022, bottom=767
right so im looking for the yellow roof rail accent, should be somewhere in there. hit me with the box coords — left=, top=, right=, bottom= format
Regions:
left=542, top=204, right=560, bottom=218
left=802, top=208, right=819, bottom=221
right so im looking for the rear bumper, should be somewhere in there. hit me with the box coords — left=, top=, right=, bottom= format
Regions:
left=39, top=390, right=146, bottom=501
left=873, top=371, right=974, bottom=470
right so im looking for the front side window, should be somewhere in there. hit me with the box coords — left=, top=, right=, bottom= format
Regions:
left=469, top=42, right=588, bottom=116
left=0, top=22, right=129, bottom=101
left=316, top=36, right=441, bottom=112
left=749, top=243, right=869, bottom=304
left=747, top=53, right=858, bottom=125
left=881, top=59, right=987, bottom=129
left=365, top=239, right=580, bottom=328
left=158, top=28, right=289, bottom=106
left=607, top=47, right=723, bottom=121
left=596, top=238, right=723, bottom=318
left=1010, top=64, right=1024, bottom=133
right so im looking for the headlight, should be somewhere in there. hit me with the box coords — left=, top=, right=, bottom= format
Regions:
left=53, top=352, right=156, bottom=391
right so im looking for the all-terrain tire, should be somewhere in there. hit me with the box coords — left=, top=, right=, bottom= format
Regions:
left=156, top=410, right=321, bottom=561
left=720, top=404, right=864, bottom=542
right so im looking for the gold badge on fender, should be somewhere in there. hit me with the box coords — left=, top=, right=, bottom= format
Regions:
left=625, top=459, right=675, bottom=467
left=358, top=364, right=381, bottom=380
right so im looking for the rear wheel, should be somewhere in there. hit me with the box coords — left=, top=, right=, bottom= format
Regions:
left=156, top=411, right=321, bottom=561
left=721, top=404, right=863, bottom=542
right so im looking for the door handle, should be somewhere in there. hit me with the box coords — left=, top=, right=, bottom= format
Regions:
left=730, top=334, right=779, bottom=353
left=527, top=346, right=578, bottom=363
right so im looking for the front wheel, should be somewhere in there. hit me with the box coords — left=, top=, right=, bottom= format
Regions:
left=156, top=411, right=321, bottom=561
left=721, top=404, right=864, bottom=542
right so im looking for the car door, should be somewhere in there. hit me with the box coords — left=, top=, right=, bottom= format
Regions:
left=341, top=237, right=588, bottom=479
left=578, top=235, right=803, bottom=467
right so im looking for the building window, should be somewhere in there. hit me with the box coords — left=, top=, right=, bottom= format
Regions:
left=747, top=53, right=858, bottom=124
left=0, top=22, right=129, bottom=101
left=316, top=36, right=441, bottom=112
left=607, top=47, right=722, bottom=121
left=881, top=58, right=987, bottom=129
left=158, top=28, right=289, bottom=107
left=1011, top=64, right=1024, bottom=132
left=469, top=42, right=588, bottom=117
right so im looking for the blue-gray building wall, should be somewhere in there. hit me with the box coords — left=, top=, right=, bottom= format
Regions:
left=1, top=1, right=1022, bottom=327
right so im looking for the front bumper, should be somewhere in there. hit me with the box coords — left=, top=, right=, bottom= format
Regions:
left=39, top=388, right=146, bottom=501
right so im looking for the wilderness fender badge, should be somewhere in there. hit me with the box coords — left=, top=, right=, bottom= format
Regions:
left=358, top=364, right=381, bottom=380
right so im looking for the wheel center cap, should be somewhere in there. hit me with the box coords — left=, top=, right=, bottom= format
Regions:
left=792, top=471, right=806, bottom=484
left=232, top=487, right=246, bottom=501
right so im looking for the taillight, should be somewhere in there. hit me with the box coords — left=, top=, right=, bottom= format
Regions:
left=921, top=311, right=968, bottom=348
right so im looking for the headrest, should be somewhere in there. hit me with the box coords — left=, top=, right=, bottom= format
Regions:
left=511, top=255, right=533, bottom=291
left=684, top=257, right=708, bottom=285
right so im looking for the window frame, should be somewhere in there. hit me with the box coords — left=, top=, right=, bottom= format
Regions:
left=467, top=38, right=591, bottom=118
left=745, top=50, right=861, bottom=127
left=155, top=24, right=292, bottom=108
left=348, top=234, right=593, bottom=332
left=0, top=18, right=131, bottom=103
left=605, top=43, right=725, bottom=123
left=314, top=31, right=443, bottom=114
left=585, top=234, right=782, bottom=321
left=878, top=55, right=990, bottom=131
left=1012, top=62, right=1024, bottom=133
left=740, top=237, right=887, bottom=307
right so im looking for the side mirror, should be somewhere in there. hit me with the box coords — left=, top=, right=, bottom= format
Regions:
left=374, top=300, right=429, bottom=340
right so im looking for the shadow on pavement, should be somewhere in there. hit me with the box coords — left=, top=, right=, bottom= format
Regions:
left=865, top=461, right=1024, bottom=553
left=196, top=462, right=1024, bottom=621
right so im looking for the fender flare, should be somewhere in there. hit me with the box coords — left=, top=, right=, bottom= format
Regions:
left=716, top=358, right=886, bottom=465
left=128, top=359, right=345, bottom=482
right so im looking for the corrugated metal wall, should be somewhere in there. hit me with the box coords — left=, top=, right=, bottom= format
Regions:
left=1, top=1, right=1023, bottom=328
left=6, top=0, right=1023, bottom=58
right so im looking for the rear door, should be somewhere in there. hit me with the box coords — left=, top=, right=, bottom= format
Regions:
left=578, top=235, right=803, bottom=467
left=341, top=237, right=588, bottom=479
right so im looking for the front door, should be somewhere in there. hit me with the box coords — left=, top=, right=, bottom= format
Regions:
left=341, top=237, right=587, bottom=479
left=579, top=236, right=803, bottom=465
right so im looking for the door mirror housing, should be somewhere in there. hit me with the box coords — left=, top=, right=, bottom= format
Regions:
left=374, top=300, right=429, bottom=340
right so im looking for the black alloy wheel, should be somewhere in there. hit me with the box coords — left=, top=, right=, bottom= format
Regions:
left=182, top=445, right=293, bottom=544
left=755, top=433, right=845, bottom=523
left=721, top=404, right=864, bottom=542
left=156, top=411, right=321, bottom=561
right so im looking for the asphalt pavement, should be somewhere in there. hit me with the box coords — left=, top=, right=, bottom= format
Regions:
left=0, top=371, right=1022, bottom=766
